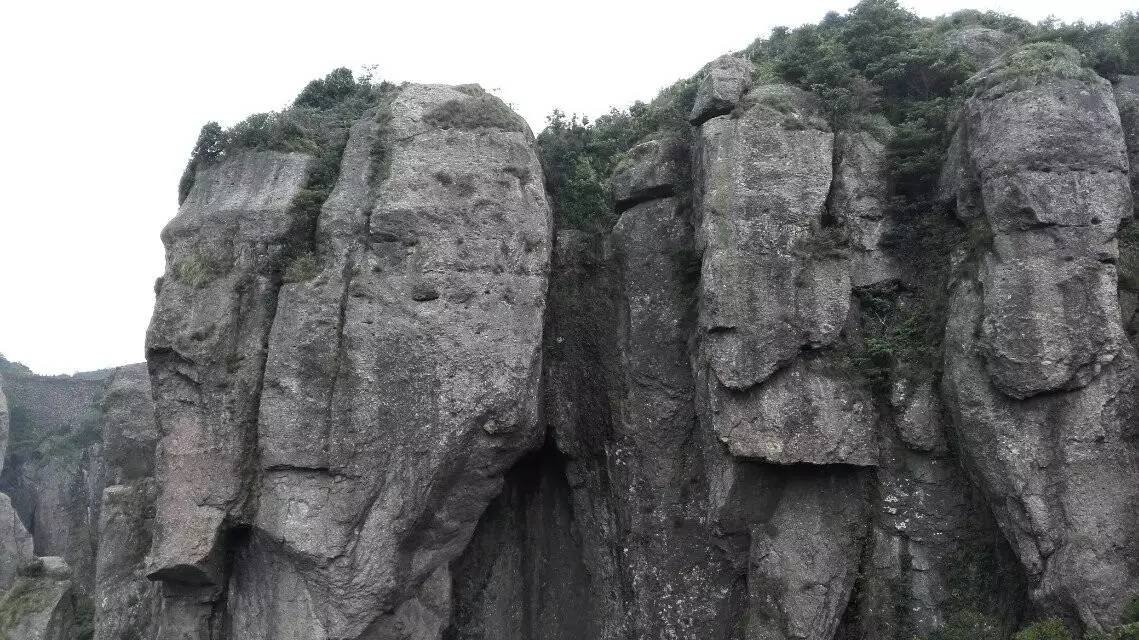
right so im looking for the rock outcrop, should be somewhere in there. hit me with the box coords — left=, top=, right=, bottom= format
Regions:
left=6, top=27, right=1139, bottom=640
left=943, top=44, right=1139, bottom=628
left=142, top=83, right=552, bottom=638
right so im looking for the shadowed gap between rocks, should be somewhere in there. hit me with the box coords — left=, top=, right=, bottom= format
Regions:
left=445, top=439, right=598, bottom=640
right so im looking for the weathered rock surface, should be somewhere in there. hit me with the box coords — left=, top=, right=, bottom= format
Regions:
left=9, top=37, right=1139, bottom=640
left=93, top=365, right=159, bottom=640
left=696, top=85, right=844, bottom=392
left=831, top=129, right=900, bottom=288
left=0, top=380, right=33, bottom=591
left=146, top=148, right=315, bottom=589
left=1117, top=75, right=1139, bottom=211
left=689, top=55, right=755, bottom=124
left=943, top=45, right=1139, bottom=628
left=142, top=83, right=553, bottom=638
left=946, top=26, right=1021, bottom=66
left=0, top=572, right=76, bottom=640
left=612, top=135, right=688, bottom=208
left=0, top=368, right=106, bottom=597
left=958, top=48, right=1131, bottom=399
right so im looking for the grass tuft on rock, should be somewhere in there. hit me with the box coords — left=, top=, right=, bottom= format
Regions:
left=423, top=94, right=528, bottom=134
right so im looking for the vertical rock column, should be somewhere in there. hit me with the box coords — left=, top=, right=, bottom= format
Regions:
left=145, top=149, right=315, bottom=634
left=0, top=376, right=33, bottom=590
left=690, top=64, right=875, bottom=640
left=230, top=84, right=553, bottom=639
left=93, top=364, right=160, bottom=640
left=943, top=44, right=1139, bottom=628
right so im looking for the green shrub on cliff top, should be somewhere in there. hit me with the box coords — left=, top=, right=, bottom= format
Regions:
left=536, top=2, right=1139, bottom=231
left=177, top=67, right=392, bottom=204
left=423, top=93, right=528, bottom=133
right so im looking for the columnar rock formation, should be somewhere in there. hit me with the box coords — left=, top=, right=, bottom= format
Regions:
left=942, top=46, right=1139, bottom=626
left=3, top=32, right=1139, bottom=640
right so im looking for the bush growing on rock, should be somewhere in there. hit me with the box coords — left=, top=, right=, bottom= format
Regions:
left=534, top=1, right=1139, bottom=231
left=1015, top=618, right=1073, bottom=640
left=177, top=66, right=393, bottom=205
left=422, top=94, right=528, bottom=133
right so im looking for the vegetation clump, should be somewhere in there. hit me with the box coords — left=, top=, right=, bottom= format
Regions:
left=966, top=42, right=1097, bottom=94
left=0, top=578, right=52, bottom=638
left=283, top=252, right=319, bottom=283
left=1015, top=618, right=1074, bottom=640
left=535, top=3, right=1138, bottom=229
left=423, top=94, right=528, bottom=134
left=177, top=67, right=394, bottom=205
left=174, top=249, right=224, bottom=289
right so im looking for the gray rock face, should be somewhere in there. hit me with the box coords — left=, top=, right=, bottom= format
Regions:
left=690, top=84, right=880, bottom=640
left=831, top=129, right=900, bottom=288
left=0, top=574, right=76, bottom=640
left=0, top=379, right=33, bottom=592
left=708, top=356, right=877, bottom=465
left=93, top=365, right=159, bottom=640
left=1117, top=75, right=1139, bottom=212
left=0, top=369, right=105, bottom=598
left=944, top=280, right=1139, bottom=626
left=946, top=26, right=1020, bottom=67
left=9, top=46, right=1139, bottom=640
left=689, top=55, right=755, bottom=124
left=144, top=83, right=553, bottom=638
left=612, top=135, right=688, bottom=208
left=958, top=56, right=1131, bottom=399
left=943, top=48, right=1139, bottom=627
left=146, top=149, right=315, bottom=587
left=696, top=86, right=844, bottom=392
left=695, top=85, right=875, bottom=472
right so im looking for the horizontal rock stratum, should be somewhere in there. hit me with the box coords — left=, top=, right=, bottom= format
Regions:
left=3, top=7, right=1139, bottom=639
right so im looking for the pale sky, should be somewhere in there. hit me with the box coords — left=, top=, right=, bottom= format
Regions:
left=0, top=0, right=1133, bottom=374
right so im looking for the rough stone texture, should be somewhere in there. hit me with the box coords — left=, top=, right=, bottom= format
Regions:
left=958, top=64, right=1132, bottom=399
left=694, top=85, right=876, bottom=474
left=0, top=377, right=7, bottom=464
left=142, top=84, right=555, bottom=638
left=690, top=82, right=880, bottom=640
left=831, top=129, right=900, bottom=288
left=612, top=135, right=688, bottom=208
left=708, top=356, right=877, bottom=465
left=744, top=468, right=870, bottom=640
left=9, top=49, right=1139, bottom=640
left=858, top=433, right=1026, bottom=639
left=0, top=380, right=33, bottom=592
left=0, top=559, right=78, bottom=640
left=146, top=149, right=315, bottom=590
left=93, top=365, right=159, bottom=640
left=1117, top=75, right=1139, bottom=212
left=946, top=26, right=1020, bottom=67
left=944, top=279, right=1139, bottom=627
left=889, top=380, right=947, bottom=454
left=0, top=494, right=32, bottom=590
left=941, top=50, right=1139, bottom=628
left=689, top=55, right=755, bottom=125
left=696, top=86, right=844, bottom=391
left=0, top=580, right=74, bottom=640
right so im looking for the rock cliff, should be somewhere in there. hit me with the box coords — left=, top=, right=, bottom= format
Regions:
left=4, top=7, right=1139, bottom=640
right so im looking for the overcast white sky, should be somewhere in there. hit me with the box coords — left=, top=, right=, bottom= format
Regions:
left=0, top=0, right=1133, bottom=374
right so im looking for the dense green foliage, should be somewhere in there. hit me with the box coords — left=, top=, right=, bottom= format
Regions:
left=536, top=77, right=698, bottom=228
left=535, top=2, right=1139, bottom=229
left=177, top=67, right=393, bottom=204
